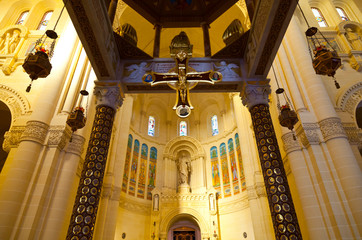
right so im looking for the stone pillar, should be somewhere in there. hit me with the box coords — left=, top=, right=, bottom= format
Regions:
left=108, top=0, right=118, bottom=24
left=241, top=84, right=303, bottom=240
left=153, top=24, right=162, bottom=58
left=201, top=22, right=211, bottom=57
left=66, top=84, right=122, bottom=240
left=286, top=16, right=362, bottom=236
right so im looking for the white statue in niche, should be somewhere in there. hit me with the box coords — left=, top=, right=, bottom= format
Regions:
left=213, top=61, right=239, bottom=78
left=345, top=27, right=362, bottom=50
left=177, top=153, right=191, bottom=186
left=0, top=30, right=20, bottom=55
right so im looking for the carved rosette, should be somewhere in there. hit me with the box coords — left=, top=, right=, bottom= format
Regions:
left=319, top=117, right=347, bottom=142
left=48, top=126, right=72, bottom=150
left=20, top=121, right=49, bottom=144
left=2, top=126, right=25, bottom=152
left=296, top=123, right=319, bottom=148
left=250, top=104, right=302, bottom=240
left=66, top=105, right=115, bottom=240
left=94, top=84, right=123, bottom=110
left=67, top=134, right=86, bottom=156
left=281, top=132, right=301, bottom=154
left=241, top=84, right=271, bottom=109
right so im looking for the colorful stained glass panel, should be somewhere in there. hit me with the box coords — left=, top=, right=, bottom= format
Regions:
left=137, top=144, right=148, bottom=198
left=210, top=146, right=221, bottom=197
left=147, top=147, right=157, bottom=200
left=121, top=134, right=133, bottom=192
left=128, top=139, right=140, bottom=196
left=235, top=133, right=246, bottom=191
left=148, top=116, right=155, bottom=136
left=228, top=138, right=240, bottom=194
left=220, top=143, right=231, bottom=197
left=180, top=121, right=187, bottom=136
left=211, top=115, right=219, bottom=136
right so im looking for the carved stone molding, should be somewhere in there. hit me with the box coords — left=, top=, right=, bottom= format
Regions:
left=119, top=196, right=151, bottom=215
left=66, top=133, right=85, bottom=156
left=0, top=84, right=31, bottom=120
left=342, top=123, right=362, bottom=145
left=296, top=123, right=320, bottom=148
left=246, top=186, right=257, bottom=200
left=20, top=121, right=49, bottom=144
left=337, top=81, right=362, bottom=115
left=319, top=117, right=347, bottom=142
left=2, top=126, right=25, bottom=152
left=217, top=195, right=249, bottom=214
left=47, top=126, right=72, bottom=150
left=111, top=186, right=122, bottom=201
left=282, top=132, right=301, bottom=154
left=241, top=84, right=271, bottom=109
left=94, top=83, right=123, bottom=110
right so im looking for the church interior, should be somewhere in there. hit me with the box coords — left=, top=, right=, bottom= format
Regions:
left=0, top=0, right=361, bottom=239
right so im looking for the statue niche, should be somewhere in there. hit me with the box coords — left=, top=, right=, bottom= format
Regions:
left=177, top=152, right=192, bottom=193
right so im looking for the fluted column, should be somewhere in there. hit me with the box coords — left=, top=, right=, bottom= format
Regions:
left=66, top=83, right=122, bottom=240
left=201, top=22, right=211, bottom=57
left=241, top=84, right=303, bottom=240
left=153, top=24, right=162, bottom=58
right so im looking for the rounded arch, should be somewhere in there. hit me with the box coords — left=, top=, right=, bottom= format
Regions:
left=159, top=207, right=210, bottom=236
left=337, top=81, right=362, bottom=117
left=0, top=84, right=30, bottom=123
left=163, top=136, right=205, bottom=160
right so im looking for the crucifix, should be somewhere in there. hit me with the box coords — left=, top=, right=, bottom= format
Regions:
left=142, top=31, right=222, bottom=118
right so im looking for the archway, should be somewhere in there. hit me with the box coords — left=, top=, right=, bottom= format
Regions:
left=0, top=101, right=11, bottom=172
left=167, top=214, right=201, bottom=240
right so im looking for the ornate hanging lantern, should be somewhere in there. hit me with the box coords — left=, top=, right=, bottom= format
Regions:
left=272, top=66, right=299, bottom=140
left=298, top=4, right=341, bottom=88
left=66, top=90, right=89, bottom=140
left=22, top=1, right=68, bottom=92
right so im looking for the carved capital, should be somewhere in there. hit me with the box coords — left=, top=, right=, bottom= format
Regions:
left=319, top=117, right=347, bottom=142
left=47, top=126, right=72, bottom=150
left=94, top=83, right=123, bottom=110
left=296, top=123, right=319, bottom=148
left=20, top=121, right=49, bottom=144
left=241, top=84, right=271, bottom=109
left=2, top=126, right=25, bottom=152
left=66, top=134, right=85, bottom=156
left=281, top=132, right=301, bottom=154
left=255, top=182, right=266, bottom=198
left=342, top=123, right=362, bottom=145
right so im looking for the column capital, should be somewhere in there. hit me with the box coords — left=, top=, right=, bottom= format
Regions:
left=241, top=83, right=271, bottom=109
left=94, top=82, right=123, bottom=110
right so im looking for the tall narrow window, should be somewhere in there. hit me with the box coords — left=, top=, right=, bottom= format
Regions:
left=211, top=115, right=219, bottom=136
left=336, top=7, right=349, bottom=21
left=16, top=11, right=29, bottom=25
left=311, top=8, right=328, bottom=27
left=148, top=116, right=155, bottom=136
left=180, top=121, right=187, bottom=136
left=37, top=11, right=53, bottom=30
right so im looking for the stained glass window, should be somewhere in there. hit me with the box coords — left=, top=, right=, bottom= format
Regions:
left=311, top=8, right=328, bottom=27
left=211, top=115, right=219, bottom=136
left=180, top=121, right=187, bottom=136
left=16, top=11, right=29, bottom=25
left=148, top=116, right=155, bottom=136
left=37, top=11, right=53, bottom=30
left=336, top=7, right=349, bottom=21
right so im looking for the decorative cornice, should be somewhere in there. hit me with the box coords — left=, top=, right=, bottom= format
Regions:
left=281, top=132, right=301, bottom=154
left=94, top=83, right=123, bottom=110
left=119, top=195, right=152, bottom=215
left=66, top=134, right=85, bottom=156
left=20, top=121, right=49, bottom=144
left=241, top=84, right=271, bottom=109
left=0, top=84, right=31, bottom=119
left=319, top=117, right=347, bottom=142
left=296, top=123, right=320, bottom=148
left=47, top=126, right=72, bottom=150
left=2, top=126, right=26, bottom=152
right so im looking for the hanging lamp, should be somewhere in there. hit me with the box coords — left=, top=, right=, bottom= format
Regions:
left=22, top=0, right=68, bottom=92
left=66, top=90, right=89, bottom=141
left=272, top=65, right=299, bottom=140
left=297, top=3, right=341, bottom=89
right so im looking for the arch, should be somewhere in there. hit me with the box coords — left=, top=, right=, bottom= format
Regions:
left=337, top=81, right=362, bottom=117
left=159, top=207, right=210, bottom=237
left=0, top=84, right=30, bottom=122
left=0, top=101, right=11, bottom=172
left=163, top=136, right=205, bottom=160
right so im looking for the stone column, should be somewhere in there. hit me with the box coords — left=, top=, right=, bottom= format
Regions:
left=153, top=24, right=162, bottom=58
left=108, top=0, right=118, bottom=24
left=66, top=84, right=122, bottom=240
left=241, top=84, right=303, bottom=240
left=201, top=22, right=211, bottom=57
